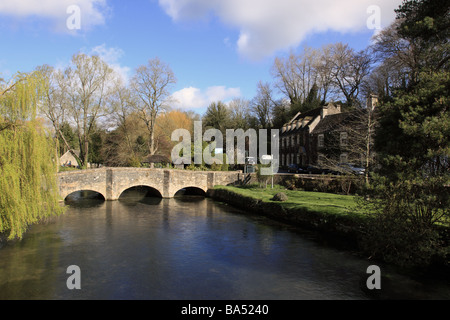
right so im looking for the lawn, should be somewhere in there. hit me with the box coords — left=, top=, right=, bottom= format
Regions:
left=214, top=184, right=367, bottom=220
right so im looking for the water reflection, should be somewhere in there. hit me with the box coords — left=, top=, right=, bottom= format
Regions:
left=0, top=191, right=449, bottom=300
left=65, top=190, right=105, bottom=208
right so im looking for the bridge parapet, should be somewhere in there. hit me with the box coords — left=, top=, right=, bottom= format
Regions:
left=58, top=167, right=242, bottom=200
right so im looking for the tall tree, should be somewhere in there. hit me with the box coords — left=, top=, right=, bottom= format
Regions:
left=228, top=97, right=251, bottom=130
left=37, top=65, right=82, bottom=164
left=363, top=0, right=449, bottom=268
left=131, top=58, right=177, bottom=156
left=0, top=71, right=63, bottom=240
left=203, top=101, right=231, bottom=133
left=327, top=43, right=373, bottom=108
left=251, top=81, right=276, bottom=129
left=64, top=53, right=116, bottom=168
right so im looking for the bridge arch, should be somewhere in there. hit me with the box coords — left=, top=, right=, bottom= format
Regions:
left=64, top=189, right=106, bottom=202
left=174, top=186, right=207, bottom=197
left=117, top=184, right=163, bottom=200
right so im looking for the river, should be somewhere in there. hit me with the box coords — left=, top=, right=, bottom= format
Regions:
left=0, top=190, right=449, bottom=300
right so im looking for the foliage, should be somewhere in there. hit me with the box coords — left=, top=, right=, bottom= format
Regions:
left=203, top=101, right=231, bottom=133
left=0, top=71, right=64, bottom=240
left=362, top=0, right=450, bottom=268
left=360, top=177, right=448, bottom=268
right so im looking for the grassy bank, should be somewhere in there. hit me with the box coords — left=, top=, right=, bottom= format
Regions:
left=215, top=184, right=366, bottom=219
left=208, top=184, right=370, bottom=246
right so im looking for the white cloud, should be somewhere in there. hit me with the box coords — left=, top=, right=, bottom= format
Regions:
left=0, top=0, right=109, bottom=32
left=172, top=86, right=241, bottom=110
left=90, top=44, right=130, bottom=83
left=158, top=0, right=403, bottom=60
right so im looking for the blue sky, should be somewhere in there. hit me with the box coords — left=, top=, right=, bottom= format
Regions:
left=0, top=0, right=403, bottom=116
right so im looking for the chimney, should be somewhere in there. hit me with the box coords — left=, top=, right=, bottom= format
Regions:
left=367, top=94, right=379, bottom=110
left=321, top=103, right=341, bottom=119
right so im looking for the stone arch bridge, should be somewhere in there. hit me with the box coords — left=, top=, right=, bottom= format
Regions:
left=58, top=167, right=243, bottom=201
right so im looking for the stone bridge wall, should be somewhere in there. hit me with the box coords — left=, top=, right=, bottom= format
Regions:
left=58, top=168, right=243, bottom=200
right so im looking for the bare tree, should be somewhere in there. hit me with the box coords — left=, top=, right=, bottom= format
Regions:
left=272, top=52, right=303, bottom=107
left=108, top=78, right=138, bottom=160
left=251, top=81, right=276, bottom=129
left=228, top=97, right=251, bottom=130
left=327, top=43, right=373, bottom=108
left=131, top=58, right=176, bottom=156
left=271, top=47, right=320, bottom=111
left=64, top=53, right=117, bottom=168
left=38, top=64, right=82, bottom=164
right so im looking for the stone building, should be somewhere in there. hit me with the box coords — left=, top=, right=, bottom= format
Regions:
left=279, top=95, right=378, bottom=170
left=280, top=103, right=341, bottom=168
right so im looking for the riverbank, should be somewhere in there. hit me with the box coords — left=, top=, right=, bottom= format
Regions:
left=207, top=185, right=369, bottom=249
left=207, top=185, right=450, bottom=272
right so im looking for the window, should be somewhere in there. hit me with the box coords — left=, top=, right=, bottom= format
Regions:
left=340, top=153, right=348, bottom=164
left=340, top=132, right=348, bottom=147
left=318, top=134, right=324, bottom=148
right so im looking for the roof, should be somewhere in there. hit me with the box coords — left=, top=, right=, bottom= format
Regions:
left=60, top=150, right=80, bottom=159
left=311, top=112, right=354, bottom=134
left=281, top=107, right=322, bottom=135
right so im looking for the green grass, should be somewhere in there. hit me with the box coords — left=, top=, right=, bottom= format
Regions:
left=214, top=184, right=367, bottom=219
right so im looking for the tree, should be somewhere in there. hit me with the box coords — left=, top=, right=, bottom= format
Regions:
left=203, top=101, right=231, bottom=133
left=362, top=0, right=450, bottom=268
left=272, top=47, right=321, bottom=113
left=251, top=81, right=276, bottom=129
left=228, top=97, right=251, bottom=130
left=327, top=43, right=373, bottom=108
left=0, top=71, right=63, bottom=240
left=271, top=99, right=291, bottom=130
left=64, top=53, right=117, bottom=168
left=155, top=110, right=194, bottom=159
left=37, top=65, right=82, bottom=165
left=395, top=0, right=450, bottom=74
left=131, top=58, right=177, bottom=156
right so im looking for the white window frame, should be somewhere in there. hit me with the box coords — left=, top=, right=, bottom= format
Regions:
left=340, top=132, right=348, bottom=147
left=318, top=134, right=324, bottom=148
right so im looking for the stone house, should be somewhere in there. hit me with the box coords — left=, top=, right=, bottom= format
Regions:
left=279, top=95, right=378, bottom=170
left=280, top=103, right=341, bottom=168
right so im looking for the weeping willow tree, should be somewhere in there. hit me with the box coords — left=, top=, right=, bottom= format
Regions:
left=0, top=71, right=64, bottom=240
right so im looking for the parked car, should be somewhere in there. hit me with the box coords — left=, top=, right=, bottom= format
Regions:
left=321, top=168, right=341, bottom=175
left=287, top=164, right=305, bottom=173
left=337, top=163, right=365, bottom=175
left=306, top=166, right=323, bottom=174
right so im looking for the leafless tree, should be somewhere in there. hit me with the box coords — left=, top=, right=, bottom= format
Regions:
left=130, top=57, right=177, bottom=156
left=251, top=81, right=276, bottom=129
left=326, top=43, right=373, bottom=108
left=38, top=64, right=81, bottom=164
left=64, top=53, right=117, bottom=168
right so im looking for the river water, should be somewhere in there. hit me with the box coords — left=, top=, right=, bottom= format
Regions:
left=0, top=190, right=449, bottom=300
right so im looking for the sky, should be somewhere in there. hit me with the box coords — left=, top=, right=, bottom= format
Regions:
left=0, top=0, right=403, bottom=116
